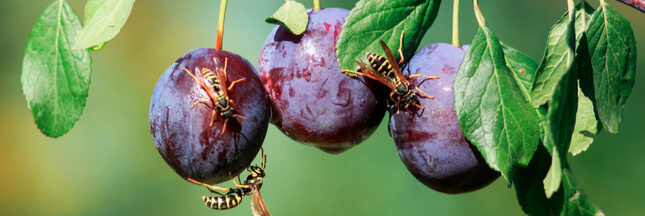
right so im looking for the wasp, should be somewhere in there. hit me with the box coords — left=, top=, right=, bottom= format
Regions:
left=342, top=31, right=439, bottom=114
left=183, top=57, right=247, bottom=134
left=188, top=148, right=269, bottom=215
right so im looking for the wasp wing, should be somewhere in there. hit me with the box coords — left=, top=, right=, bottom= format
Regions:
left=354, top=59, right=397, bottom=92
left=378, top=40, right=406, bottom=83
left=250, top=185, right=270, bottom=216
left=214, top=58, right=230, bottom=99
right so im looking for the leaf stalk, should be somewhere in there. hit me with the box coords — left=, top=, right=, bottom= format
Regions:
left=473, top=0, right=486, bottom=27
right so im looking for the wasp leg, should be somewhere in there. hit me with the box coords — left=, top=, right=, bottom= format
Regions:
left=413, top=87, right=434, bottom=99
left=188, top=178, right=230, bottom=195
left=192, top=98, right=211, bottom=108
left=229, top=172, right=250, bottom=189
left=209, top=109, right=217, bottom=127
left=228, top=78, right=245, bottom=91
left=220, top=118, right=229, bottom=135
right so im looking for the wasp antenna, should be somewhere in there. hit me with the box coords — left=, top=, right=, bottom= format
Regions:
left=398, top=30, right=405, bottom=64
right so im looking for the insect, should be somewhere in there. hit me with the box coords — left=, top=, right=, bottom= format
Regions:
left=188, top=148, right=269, bottom=215
left=341, top=32, right=439, bottom=114
left=183, top=57, right=247, bottom=134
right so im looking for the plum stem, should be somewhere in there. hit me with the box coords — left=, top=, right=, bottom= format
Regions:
left=216, top=0, right=228, bottom=50
left=452, top=0, right=461, bottom=48
left=473, top=0, right=486, bottom=28
left=313, top=0, right=321, bottom=11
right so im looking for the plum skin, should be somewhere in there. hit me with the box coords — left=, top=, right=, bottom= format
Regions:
left=149, top=48, right=270, bottom=184
left=258, top=8, right=386, bottom=154
left=389, top=43, right=500, bottom=194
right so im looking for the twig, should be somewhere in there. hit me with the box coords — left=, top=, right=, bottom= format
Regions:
left=616, top=0, right=645, bottom=13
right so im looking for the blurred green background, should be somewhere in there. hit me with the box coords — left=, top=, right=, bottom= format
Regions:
left=2, top=0, right=644, bottom=215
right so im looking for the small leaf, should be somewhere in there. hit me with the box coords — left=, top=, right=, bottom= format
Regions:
left=21, top=0, right=92, bottom=138
left=543, top=146, right=562, bottom=198
left=569, top=87, right=599, bottom=155
left=265, top=0, right=308, bottom=35
left=454, top=26, right=540, bottom=181
left=72, top=0, right=135, bottom=50
left=336, top=0, right=440, bottom=70
left=502, top=43, right=538, bottom=101
left=586, top=2, right=637, bottom=133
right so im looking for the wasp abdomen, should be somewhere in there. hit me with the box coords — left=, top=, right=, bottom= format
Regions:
left=202, top=194, right=243, bottom=210
left=366, top=52, right=393, bottom=77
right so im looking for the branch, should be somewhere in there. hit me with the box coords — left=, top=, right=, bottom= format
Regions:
left=616, top=0, right=645, bottom=13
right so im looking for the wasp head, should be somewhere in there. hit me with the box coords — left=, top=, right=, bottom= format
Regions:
left=249, top=165, right=266, bottom=178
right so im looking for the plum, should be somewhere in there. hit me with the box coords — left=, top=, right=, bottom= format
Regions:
left=389, top=43, right=499, bottom=194
left=149, top=48, right=270, bottom=184
left=258, top=8, right=386, bottom=154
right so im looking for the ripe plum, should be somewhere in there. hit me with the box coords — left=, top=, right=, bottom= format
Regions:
left=389, top=43, right=499, bottom=194
left=258, top=8, right=386, bottom=154
left=150, top=48, right=270, bottom=184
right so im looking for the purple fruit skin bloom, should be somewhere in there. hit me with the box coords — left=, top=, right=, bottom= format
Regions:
left=258, top=8, right=386, bottom=154
left=389, top=44, right=499, bottom=194
left=150, top=48, right=270, bottom=184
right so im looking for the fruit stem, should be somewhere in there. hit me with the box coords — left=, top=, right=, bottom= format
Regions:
left=473, top=0, right=486, bottom=28
left=216, top=0, right=228, bottom=50
left=313, top=0, right=321, bottom=11
left=452, top=0, right=461, bottom=48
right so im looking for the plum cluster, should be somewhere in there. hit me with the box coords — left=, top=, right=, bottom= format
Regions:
left=149, top=8, right=498, bottom=193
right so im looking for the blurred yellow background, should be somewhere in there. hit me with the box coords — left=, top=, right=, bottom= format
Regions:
left=1, top=0, right=644, bottom=215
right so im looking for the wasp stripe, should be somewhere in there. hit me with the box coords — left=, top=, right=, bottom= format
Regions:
left=202, top=194, right=243, bottom=210
left=366, top=52, right=394, bottom=77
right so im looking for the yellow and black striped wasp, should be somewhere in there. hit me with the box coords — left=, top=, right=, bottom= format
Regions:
left=188, top=148, right=269, bottom=215
left=341, top=31, right=438, bottom=114
left=183, top=57, right=247, bottom=134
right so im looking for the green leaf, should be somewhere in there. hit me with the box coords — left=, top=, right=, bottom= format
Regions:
left=531, top=5, right=578, bottom=198
left=569, top=87, right=599, bottom=155
left=21, top=0, right=92, bottom=138
left=561, top=167, right=604, bottom=216
left=72, top=0, right=135, bottom=50
left=502, top=43, right=538, bottom=101
left=336, top=0, right=440, bottom=70
left=531, top=11, right=577, bottom=107
left=454, top=26, right=540, bottom=181
left=265, top=0, right=308, bottom=35
left=586, top=2, right=637, bottom=133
